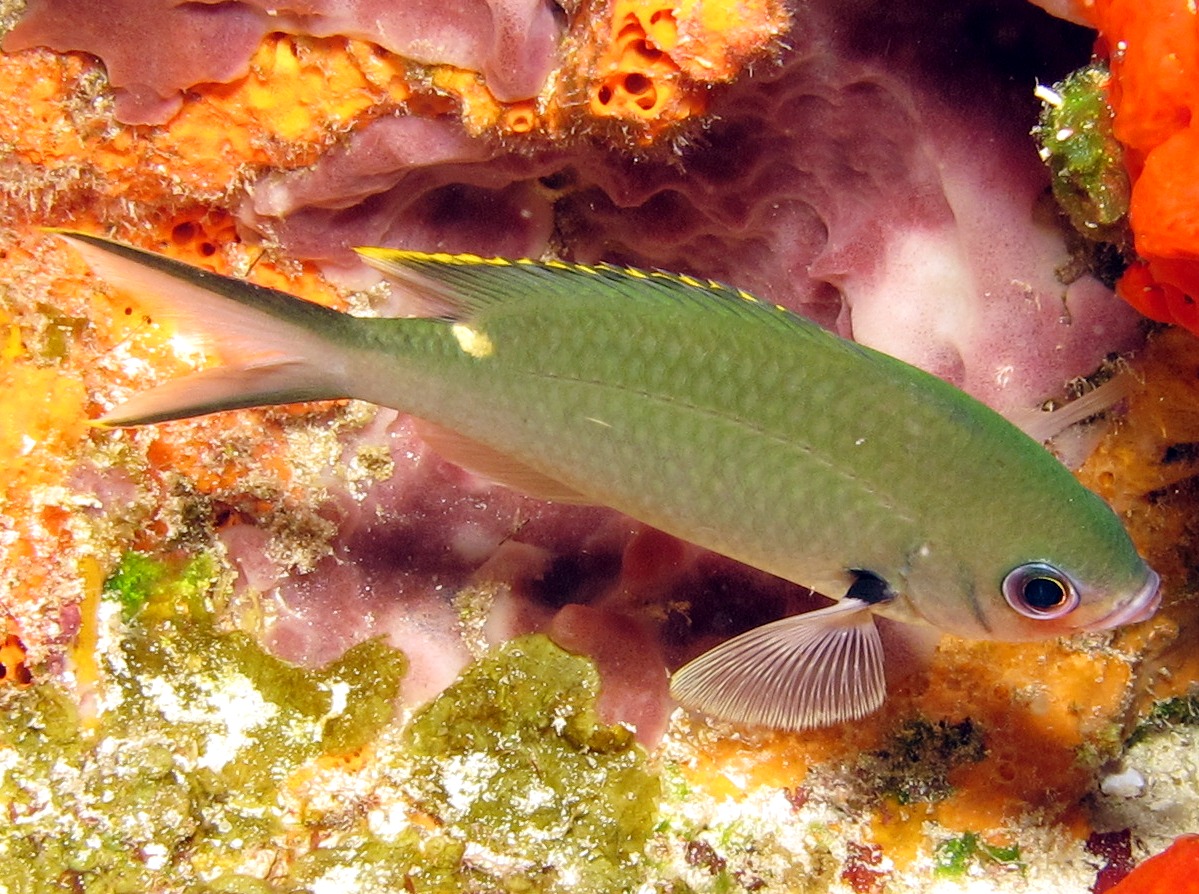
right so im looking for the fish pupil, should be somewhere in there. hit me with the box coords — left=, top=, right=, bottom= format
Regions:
left=1023, top=576, right=1067, bottom=610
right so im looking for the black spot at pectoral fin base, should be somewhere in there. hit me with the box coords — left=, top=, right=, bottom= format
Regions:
left=846, top=569, right=895, bottom=605
left=669, top=597, right=885, bottom=732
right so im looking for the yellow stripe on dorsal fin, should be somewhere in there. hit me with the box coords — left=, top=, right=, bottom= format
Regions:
left=355, top=247, right=511, bottom=319
left=354, top=246, right=838, bottom=351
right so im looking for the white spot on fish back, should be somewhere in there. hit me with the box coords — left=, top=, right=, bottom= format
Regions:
left=451, top=323, right=495, bottom=359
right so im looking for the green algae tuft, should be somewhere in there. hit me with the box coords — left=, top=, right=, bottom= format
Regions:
left=933, top=831, right=1023, bottom=878
left=405, top=634, right=661, bottom=893
left=1034, top=63, right=1131, bottom=247
left=103, top=548, right=219, bottom=620
left=1127, top=691, right=1199, bottom=747
left=103, top=548, right=172, bottom=618
left=857, top=718, right=987, bottom=806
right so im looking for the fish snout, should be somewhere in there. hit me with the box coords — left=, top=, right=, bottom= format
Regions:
left=1095, top=568, right=1162, bottom=630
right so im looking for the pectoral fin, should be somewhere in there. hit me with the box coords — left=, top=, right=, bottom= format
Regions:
left=669, top=598, right=885, bottom=731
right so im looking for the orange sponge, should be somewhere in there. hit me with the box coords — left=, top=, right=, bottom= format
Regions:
left=577, top=0, right=789, bottom=139
left=1087, top=0, right=1199, bottom=333
left=1108, top=835, right=1199, bottom=894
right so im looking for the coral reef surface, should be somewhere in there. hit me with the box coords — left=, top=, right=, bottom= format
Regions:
left=2, top=0, right=1198, bottom=892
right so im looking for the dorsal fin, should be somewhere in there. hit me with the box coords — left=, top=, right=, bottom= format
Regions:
left=355, top=248, right=521, bottom=319
left=353, top=247, right=838, bottom=337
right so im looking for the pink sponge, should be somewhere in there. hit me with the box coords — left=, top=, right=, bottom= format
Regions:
left=3, top=0, right=562, bottom=122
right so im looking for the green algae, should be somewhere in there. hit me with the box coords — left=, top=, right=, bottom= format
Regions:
left=103, top=549, right=165, bottom=617
left=403, top=635, right=661, bottom=893
left=2, top=545, right=659, bottom=894
left=0, top=626, right=408, bottom=892
left=103, top=549, right=219, bottom=620
left=857, top=718, right=987, bottom=806
left=282, top=831, right=468, bottom=894
left=0, top=550, right=407, bottom=894
left=1127, top=691, right=1199, bottom=747
left=251, top=636, right=661, bottom=894
left=1034, top=64, right=1131, bottom=247
left=933, top=831, right=1023, bottom=878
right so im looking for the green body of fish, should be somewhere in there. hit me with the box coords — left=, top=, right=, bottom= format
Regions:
left=61, top=232, right=1160, bottom=731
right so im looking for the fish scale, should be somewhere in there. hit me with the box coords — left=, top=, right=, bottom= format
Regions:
left=59, top=232, right=1160, bottom=731
left=347, top=271, right=1105, bottom=611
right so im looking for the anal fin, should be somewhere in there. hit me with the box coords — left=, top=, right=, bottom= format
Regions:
left=413, top=419, right=595, bottom=505
left=669, top=598, right=885, bottom=731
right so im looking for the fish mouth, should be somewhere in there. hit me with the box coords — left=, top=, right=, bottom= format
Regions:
left=1096, top=569, right=1162, bottom=629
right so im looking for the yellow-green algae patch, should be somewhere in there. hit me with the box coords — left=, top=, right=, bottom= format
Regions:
left=0, top=549, right=408, bottom=894
left=289, top=636, right=661, bottom=893
left=0, top=551, right=660, bottom=894
left=404, top=635, right=660, bottom=892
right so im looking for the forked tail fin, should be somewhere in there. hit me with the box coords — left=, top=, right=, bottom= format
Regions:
left=56, top=231, right=356, bottom=426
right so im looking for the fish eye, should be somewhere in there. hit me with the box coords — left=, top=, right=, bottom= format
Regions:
left=1002, top=562, right=1080, bottom=619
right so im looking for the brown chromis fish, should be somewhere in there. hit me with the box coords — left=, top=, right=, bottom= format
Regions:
left=59, top=231, right=1161, bottom=732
